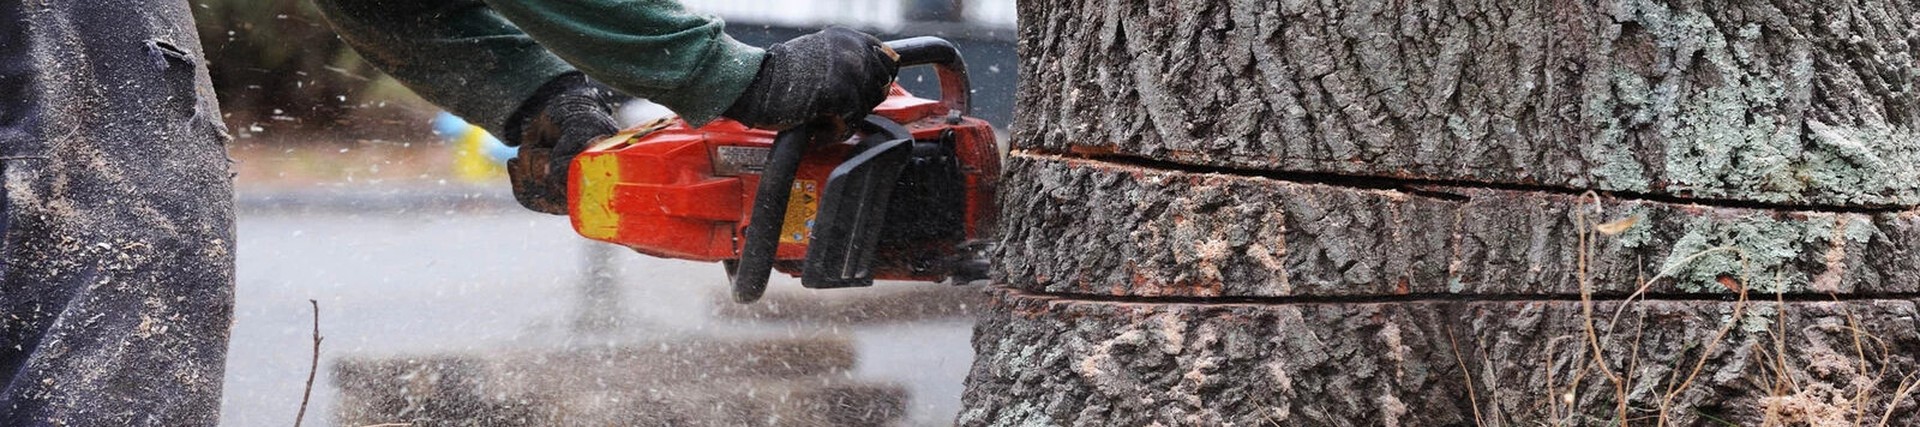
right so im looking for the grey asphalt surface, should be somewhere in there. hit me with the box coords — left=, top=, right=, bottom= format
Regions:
left=217, top=187, right=975, bottom=426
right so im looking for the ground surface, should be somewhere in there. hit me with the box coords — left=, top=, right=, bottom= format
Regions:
left=217, top=142, right=976, bottom=426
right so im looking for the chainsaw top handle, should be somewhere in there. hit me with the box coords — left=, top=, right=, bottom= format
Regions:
left=884, top=37, right=970, bottom=116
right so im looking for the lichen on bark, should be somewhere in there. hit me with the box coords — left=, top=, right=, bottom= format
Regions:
left=1017, top=0, right=1920, bottom=207
left=995, top=154, right=1920, bottom=298
left=975, top=0, right=1920, bottom=425
left=1655, top=212, right=1881, bottom=293
left=961, top=290, right=1920, bottom=426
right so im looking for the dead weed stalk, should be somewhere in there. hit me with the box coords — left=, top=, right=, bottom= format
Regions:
left=1507, top=194, right=1918, bottom=426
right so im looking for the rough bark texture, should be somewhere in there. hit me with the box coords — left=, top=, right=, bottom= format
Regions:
left=335, top=336, right=905, bottom=426
left=969, top=0, right=1920, bottom=425
left=1015, top=0, right=1920, bottom=207
left=976, top=155, right=1920, bottom=425
left=998, top=153, right=1920, bottom=298
left=962, top=289, right=1920, bottom=426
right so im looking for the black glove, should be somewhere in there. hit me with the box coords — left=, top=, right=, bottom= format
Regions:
left=722, top=27, right=899, bottom=130
left=504, top=73, right=625, bottom=215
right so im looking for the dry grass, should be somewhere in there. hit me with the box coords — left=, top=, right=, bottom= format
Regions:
left=1460, top=194, right=1920, bottom=426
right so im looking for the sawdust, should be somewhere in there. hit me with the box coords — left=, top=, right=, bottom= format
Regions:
left=0, top=1, right=236, bottom=424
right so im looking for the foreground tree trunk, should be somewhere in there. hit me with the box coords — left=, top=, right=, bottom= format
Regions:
left=963, top=0, right=1920, bottom=425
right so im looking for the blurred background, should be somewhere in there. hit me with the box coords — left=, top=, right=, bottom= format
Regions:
left=201, top=1, right=1015, bottom=425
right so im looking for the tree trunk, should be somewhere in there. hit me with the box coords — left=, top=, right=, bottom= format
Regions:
left=964, top=0, right=1920, bottom=425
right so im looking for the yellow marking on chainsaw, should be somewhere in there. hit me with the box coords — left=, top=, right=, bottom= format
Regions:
left=780, top=180, right=818, bottom=244
left=576, top=154, right=623, bottom=240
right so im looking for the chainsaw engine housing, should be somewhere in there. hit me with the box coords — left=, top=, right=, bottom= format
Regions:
left=567, top=81, right=998, bottom=287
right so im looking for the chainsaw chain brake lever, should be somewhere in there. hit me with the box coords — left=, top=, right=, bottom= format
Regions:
left=852, top=114, right=913, bottom=144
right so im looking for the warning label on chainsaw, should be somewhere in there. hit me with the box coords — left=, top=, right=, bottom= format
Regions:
left=780, top=180, right=819, bottom=244
left=712, top=145, right=770, bottom=176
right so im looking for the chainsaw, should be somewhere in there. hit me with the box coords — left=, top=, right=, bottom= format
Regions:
left=565, top=37, right=1000, bottom=303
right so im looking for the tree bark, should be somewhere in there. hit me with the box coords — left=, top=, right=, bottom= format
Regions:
left=1014, top=0, right=1920, bottom=207
left=966, top=0, right=1920, bottom=425
left=997, top=154, right=1920, bottom=298
left=963, top=289, right=1920, bottom=426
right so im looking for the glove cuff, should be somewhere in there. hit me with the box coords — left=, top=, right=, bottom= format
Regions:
left=503, top=72, right=624, bottom=147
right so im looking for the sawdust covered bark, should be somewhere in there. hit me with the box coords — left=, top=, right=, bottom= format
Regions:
left=0, top=0, right=235, bottom=424
left=1016, top=0, right=1920, bottom=207
left=960, top=289, right=1920, bottom=426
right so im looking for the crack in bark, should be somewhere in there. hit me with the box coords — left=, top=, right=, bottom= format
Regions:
left=999, top=284, right=1920, bottom=307
left=999, top=151, right=1920, bottom=298
left=1034, top=149, right=1920, bottom=215
left=1018, top=0, right=1920, bottom=207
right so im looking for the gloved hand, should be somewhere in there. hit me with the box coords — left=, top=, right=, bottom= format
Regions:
left=505, top=73, right=624, bottom=215
left=722, top=27, right=899, bottom=130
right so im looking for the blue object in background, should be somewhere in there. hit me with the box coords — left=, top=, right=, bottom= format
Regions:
left=433, top=111, right=517, bottom=164
left=431, top=111, right=469, bottom=138
left=483, top=134, right=515, bottom=163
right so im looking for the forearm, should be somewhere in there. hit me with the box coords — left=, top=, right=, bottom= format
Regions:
left=312, top=0, right=575, bottom=136
left=479, top=0, right=764, bottom=125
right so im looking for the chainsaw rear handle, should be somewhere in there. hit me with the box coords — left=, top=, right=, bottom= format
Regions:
left=885, top=37, right=970, bottom=115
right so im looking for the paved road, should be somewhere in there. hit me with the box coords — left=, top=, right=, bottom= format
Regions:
left=218, top=190, right=974, bottom=426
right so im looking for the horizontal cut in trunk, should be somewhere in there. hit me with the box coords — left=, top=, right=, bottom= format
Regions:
left=998, top=153, right=1920, bottom=298
left=1016, top=0, right=1920, bottom=207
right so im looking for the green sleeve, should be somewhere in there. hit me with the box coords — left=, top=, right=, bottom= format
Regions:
left=314, top=0, right=766, bottom=135
left=313, top=0, right=576, bottom=137
left=480, top=0, right=765, bottom=126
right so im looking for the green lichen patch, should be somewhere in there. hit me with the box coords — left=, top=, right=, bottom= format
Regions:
left=1003, top=154, right=1920, bottom=298
left=1023, top=0, right=1920, bottom=207
left=1650, top=212, right=1879, bottom=294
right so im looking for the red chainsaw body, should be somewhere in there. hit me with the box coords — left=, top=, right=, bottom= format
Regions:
left=567, top=84, right=998, bottom=282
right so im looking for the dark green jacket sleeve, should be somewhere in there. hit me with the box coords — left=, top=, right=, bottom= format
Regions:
left=314, top=0, right=765, bottom=136
left=480, top=0, right=765, bottom=126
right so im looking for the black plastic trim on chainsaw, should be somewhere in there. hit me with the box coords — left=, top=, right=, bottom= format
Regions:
left=803, top=134, right=914, bottom=289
